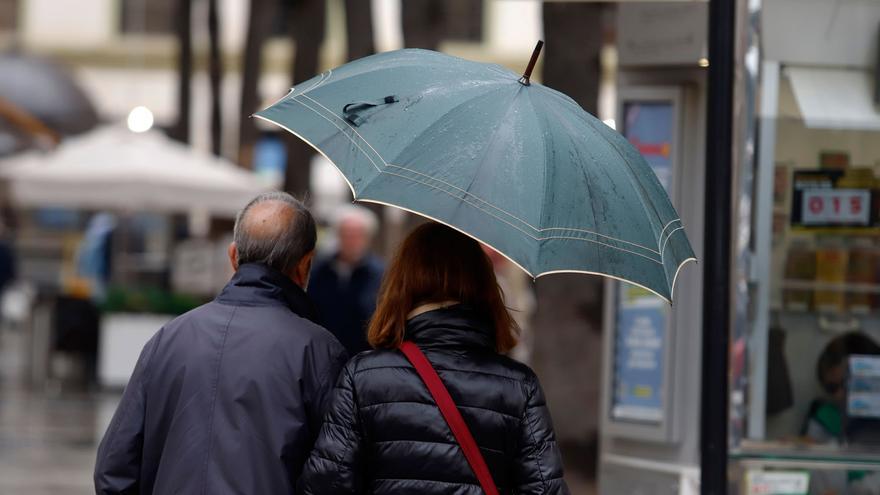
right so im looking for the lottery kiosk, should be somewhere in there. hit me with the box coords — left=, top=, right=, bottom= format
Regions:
left=598, top=3, right=707, bottom=494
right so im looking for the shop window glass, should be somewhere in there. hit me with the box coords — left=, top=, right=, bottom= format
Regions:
left=746, top=68, right=880, bottom=494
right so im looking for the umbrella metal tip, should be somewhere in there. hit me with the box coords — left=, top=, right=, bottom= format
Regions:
left=519, top=40, right=544, bottom=86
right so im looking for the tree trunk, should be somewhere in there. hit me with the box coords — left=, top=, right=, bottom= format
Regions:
left=169, top=0, right=192, bottom=143
left=283, top=0, right=327, bottom=197
left=207, top=0, right=223, bottom=156
left=401, top=0, right=445, bottom=50
left=238, top=0, right=275, bottom=168
left=533, top=0, right=604, bottom=482
left=341, top=0, right=387, bottom=250
left=344, top=0, right=374, bottom=61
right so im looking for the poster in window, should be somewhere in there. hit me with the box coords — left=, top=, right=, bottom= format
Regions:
left=611, top=100, right=675, bottom=424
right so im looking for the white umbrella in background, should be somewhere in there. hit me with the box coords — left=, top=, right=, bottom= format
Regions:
left=0, top=126, right=276, bottom=217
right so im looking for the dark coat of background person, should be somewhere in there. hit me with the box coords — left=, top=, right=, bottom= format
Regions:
left=299, top=305, right=569, bottom=495
left=308, top=253, right=384, bottom=355
left=94, top=263, right=347, bottom=494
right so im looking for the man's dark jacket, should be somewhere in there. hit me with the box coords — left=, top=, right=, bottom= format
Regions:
left=308, top=253, right=383, bottom=356
left=94, top=263, right=347, bottom=494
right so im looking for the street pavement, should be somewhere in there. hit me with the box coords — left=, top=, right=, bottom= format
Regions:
left=0, top=326, right=595, bottom=494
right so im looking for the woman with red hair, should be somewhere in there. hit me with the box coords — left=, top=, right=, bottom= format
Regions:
left=299, top=221, right=568, bottom=494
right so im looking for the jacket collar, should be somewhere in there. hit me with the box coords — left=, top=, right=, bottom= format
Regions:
left=405, top=304, right=496, bottom=351
left=216, top=263, right=319, bottom=323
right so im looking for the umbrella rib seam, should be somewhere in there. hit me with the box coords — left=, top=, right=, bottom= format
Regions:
left=293, top=94, right=672, bottom=256
left=579, top=106, right=670, bottom=246
left=548, top=97, right=668, bottom=253
left=375, top=168, right=665, bottom=265
left=295, top=96, right=384, bottom=173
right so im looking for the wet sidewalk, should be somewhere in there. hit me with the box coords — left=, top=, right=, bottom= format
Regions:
left=0, top=326, right=596, bottom=494
left=0, top=328, right=118, bottom=494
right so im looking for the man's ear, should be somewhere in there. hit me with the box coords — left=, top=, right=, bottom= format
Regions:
left=294, top=250, right=315, bottom=288
left=228, top=242, right=239, bottom=271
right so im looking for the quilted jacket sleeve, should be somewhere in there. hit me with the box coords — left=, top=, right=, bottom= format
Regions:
left=298, top=362, right=363, bottom=494
left=512, top=372, right=570, bottom=494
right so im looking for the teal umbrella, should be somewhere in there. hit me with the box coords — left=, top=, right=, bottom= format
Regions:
left=255, top=44, right=695, bottom=301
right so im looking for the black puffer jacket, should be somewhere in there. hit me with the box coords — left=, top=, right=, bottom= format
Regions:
left=299, top=305, right=569, bottom=494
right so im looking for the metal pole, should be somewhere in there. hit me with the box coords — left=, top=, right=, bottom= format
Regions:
left=701, top=0, right=735, bottom=493
left=208, top=0, right=223, bottom=157
left=170, top=0, right=192, bottom=144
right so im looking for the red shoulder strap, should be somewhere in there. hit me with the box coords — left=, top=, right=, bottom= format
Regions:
left=399, top=341, right=500, bottom=495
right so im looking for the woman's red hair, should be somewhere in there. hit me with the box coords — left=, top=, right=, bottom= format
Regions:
left=367, top=222, right=519, bottom=353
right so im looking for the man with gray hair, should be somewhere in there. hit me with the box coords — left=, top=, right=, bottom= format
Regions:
left=95, top=192, right=347, bottom=494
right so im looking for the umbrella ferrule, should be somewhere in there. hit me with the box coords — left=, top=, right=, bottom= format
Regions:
left=519, top=40, right=544, bottom=86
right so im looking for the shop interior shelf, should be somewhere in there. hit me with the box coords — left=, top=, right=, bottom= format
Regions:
left=732, top=441, right=880, bottom=470
left=781, top=279, right=880, bottom=294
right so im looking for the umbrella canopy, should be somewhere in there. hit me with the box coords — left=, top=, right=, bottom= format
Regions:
left=0, top=52, right=99, bottom=136
left=255, top=48, right=695, bottom=301
left=0, top=126, right=274, bottom=217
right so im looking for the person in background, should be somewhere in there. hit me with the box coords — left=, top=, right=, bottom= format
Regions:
left=299, top=222, right=568, bottom=494
left=94, top=192, right=347, bottom=494
left=76, top=212, right=116, bottom=303
left=803, top=331, right=880, bottom=495
left=805, top=332, right=880, bottom=443
left=308, top=205, right=384, bottom=356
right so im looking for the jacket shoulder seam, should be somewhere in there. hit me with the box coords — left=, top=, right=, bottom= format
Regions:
left=198, top=305, right=237, bottom=494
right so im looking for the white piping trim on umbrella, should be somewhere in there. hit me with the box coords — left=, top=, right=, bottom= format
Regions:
left=296, top=93, right=681, bottom=254
left=537, top=256, right=696, bottom=305
left=261, top=88, right=296, bottom=111
left=670, top=256, right=698, bottom=302
left=373, top=168, right=667, bottom=265
left=354, top=197, right=537, bottom=281
left=301, top=69, right=332, bottom=94
left=252, top=114, right=358, bottom=199
left=295, top=97, right=384, bottom=172
left=657, top=218, right=682, bottom=247
left=276, top=95, right=667, bottom=262
left=254, top=112, right=694, bottom=303
left=354, top=199, right=697, bottom=305
left=658, top=218, right=680, bottom=237
left=258, top=102, right=685, bottom=265
left=659, top=226, right=686, bottom=258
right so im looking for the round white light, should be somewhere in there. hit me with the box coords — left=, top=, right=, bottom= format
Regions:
left=698, top=58, right=710, bottom=68
left=127, top=106, right=154, bottom=133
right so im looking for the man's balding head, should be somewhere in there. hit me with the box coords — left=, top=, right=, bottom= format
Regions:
left=230, top=192, right=316, bottom=286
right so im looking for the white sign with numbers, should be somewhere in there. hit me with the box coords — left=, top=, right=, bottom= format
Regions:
left=746, top=471, right=809, bottom=495
left=801, top=188, right=870, bottom=225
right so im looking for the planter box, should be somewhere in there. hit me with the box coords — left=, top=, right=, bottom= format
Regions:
left=98, top=312, right=174, bottom=388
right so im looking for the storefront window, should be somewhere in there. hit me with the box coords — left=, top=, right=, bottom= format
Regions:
left=737, top=66, right=880, bottom=494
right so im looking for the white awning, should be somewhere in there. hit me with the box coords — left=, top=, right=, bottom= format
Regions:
left=785, top=67, right=880, bottom=131
left=0, top=126, right=277, bottom=217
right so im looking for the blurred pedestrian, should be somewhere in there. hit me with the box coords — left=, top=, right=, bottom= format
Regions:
left=299, top=222, right=569, bottom=494
left=94, top=192, right=347, bottom=494
left=309, top=205, right=384, bottom=356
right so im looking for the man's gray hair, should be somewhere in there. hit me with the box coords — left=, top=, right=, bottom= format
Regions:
left=233, top=192, right=316, bottom=274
